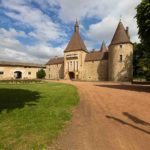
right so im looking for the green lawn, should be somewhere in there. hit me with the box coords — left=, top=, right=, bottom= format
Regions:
left=0, top=82, right=79, bottom=149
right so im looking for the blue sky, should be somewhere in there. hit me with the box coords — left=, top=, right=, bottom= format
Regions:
left=0, top=0, right=140, bottom=63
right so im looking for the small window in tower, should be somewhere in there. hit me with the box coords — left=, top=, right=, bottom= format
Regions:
left=0, top=71, right=4, bottom=75
left=28, top=72, right=31, bottom=75
left=119, top=55, right=123, bottom=62
left=120, top=45, right=123, bottom=48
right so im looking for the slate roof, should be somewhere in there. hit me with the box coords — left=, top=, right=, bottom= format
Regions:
left=85, top=51, right=108, bottom=62
left=110, top=21, right=131, bottom=46
left=100, top=42, right=108, bottom=52
left=46, top=57, right=64, bottom=65
left=0, top=61, right=45, bottom=68
left=64, top=20, right=87, bottom=52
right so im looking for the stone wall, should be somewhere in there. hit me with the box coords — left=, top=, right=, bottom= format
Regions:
left=46, top=64, right=64, bottom=80
left=64, top=51, right=87, bottom=80
left=0, top=66, right=43, bottom=80
left=108, top=43, right=133, bottom=81
left=82, top=60, right=108, bottom=81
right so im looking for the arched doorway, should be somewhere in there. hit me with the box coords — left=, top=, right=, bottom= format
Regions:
left=14, top=71, right=22, bottom=79
left=69, top=72, right=75, bottom=80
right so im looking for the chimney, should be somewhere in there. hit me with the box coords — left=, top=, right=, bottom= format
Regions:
left=126, top=27, right=130, bottom=39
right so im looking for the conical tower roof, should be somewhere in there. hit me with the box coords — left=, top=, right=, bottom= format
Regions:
left=64, top=20, right=87, bottom=52
left=100, top=41, right=108, bottom=52
left=110, top=21, right=131, bottom=46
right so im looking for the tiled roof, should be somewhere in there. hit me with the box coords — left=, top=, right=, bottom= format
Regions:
left=110, top=21, right=131, bottom=46
left=46, top=57, right=64, bottom=65
left=64, top=20, right=87, bottom=52
left=85, top=51, right=108, bottom=62
left=0, top=61, right=45, bottom=68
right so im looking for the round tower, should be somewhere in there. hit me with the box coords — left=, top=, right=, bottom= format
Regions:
left=108, top=21, right=133, bottom=82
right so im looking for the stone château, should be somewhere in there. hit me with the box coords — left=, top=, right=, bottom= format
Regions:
left=46, top=20, right=133, bottom=82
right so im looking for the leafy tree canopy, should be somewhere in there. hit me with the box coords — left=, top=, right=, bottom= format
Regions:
left=136, top=0, right=150, bottom=48
left=135, top=0, right=150, bottom=81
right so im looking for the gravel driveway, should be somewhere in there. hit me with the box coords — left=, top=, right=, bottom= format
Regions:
left=52, top=81, right=150, bottom=150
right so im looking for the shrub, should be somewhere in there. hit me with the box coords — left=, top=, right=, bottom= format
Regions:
left=36, top=69, right=46, bottom=79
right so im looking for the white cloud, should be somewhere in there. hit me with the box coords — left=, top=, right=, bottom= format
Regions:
left=58, top=0, right=119, bottom=22
left=57, top=0, right=141, bottom=47
left=0, top=0, right=141, bottom=63
left=0, top=28, right=27, bottom=38
left=0, top=38, right=65, bottom=64
left=0, top=0, right=66, bottom=63
left=0, top=27, right=65, bottom=64
left=1, top=0, right=65, bottom=42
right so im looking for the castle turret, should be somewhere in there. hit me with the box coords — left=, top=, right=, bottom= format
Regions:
left=100, top=41, right=108, bottom=52
left=108, top=21, right=133, bottom=81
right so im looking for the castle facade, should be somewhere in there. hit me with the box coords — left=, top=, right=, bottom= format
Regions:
left=46, top=20, right=133, bottom=82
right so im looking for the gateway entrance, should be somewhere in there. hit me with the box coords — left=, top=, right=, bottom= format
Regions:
left=69, top=72, right=75, bottom=80
left=14, top=71, right=22, bottom=79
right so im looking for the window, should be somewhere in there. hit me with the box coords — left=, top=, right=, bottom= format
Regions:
left=119, top=55, right=123, bottom=62
left=67, top=62, right=69, bottom=71
left=76, top=61, right=78, bottom=71
left=0, top=71, right=4, bottom=75
left=120, top=45, right=123, bottom=48
left=74, top=61, right=75, bottom=71
left=28, top=72, right=31, bottom=75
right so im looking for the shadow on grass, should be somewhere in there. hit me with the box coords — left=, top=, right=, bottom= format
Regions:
left=0, top=88, right=41, bottom=113
left=106, top=115, right=150, bottom=135
left=95, top=84, right=150, bottom=93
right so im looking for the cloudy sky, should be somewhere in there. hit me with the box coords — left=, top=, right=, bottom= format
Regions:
left=0, top=0, right=140, bottom=64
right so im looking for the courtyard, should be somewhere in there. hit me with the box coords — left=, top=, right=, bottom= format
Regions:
left=0, top=81, right=150, bottom=149
left=54, top=80, right=150, bottom=150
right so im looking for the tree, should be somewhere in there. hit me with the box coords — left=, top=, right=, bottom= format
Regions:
left=133, top=43, right=145, bottom=78
left=135, top=0, right=150, bottom=81
left=36, top=69, right=46, bottom=79
left=136, top=0, right=150, bottom=49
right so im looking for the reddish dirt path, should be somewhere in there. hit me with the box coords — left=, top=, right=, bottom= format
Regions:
left=52, top=81, right=150, bottom=150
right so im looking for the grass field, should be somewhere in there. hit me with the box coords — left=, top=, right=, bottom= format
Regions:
left=0, top=82, right=79, bottom=149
